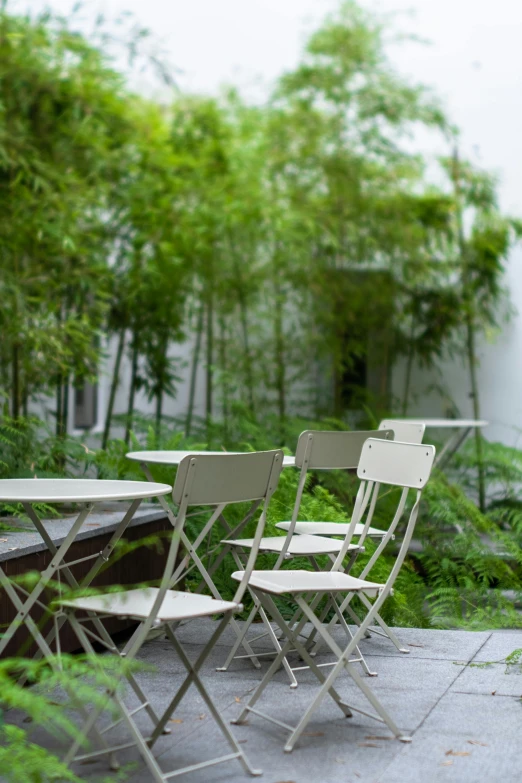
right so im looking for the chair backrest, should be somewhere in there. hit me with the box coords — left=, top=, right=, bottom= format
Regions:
left=172, top=451, right=283, bottom=506
left=332, top=438, right=436, bottom=590
left=277, top=429, right=393, bottom=566
left=294, top=429, right=394, bottom=470
left=357, top=438, right=434, bottom=488
left=169, top=450, right=283, bottom=604
left=379, top=419, right=425, bottom=444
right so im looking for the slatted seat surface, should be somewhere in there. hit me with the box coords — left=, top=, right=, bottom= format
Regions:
left=231, top=568, right=384, bottom=596
left=60, top=588, right=238, bottom=622
left=275, top=520, right=387, bottom=538
left=223, top=533, right=361, bottom=555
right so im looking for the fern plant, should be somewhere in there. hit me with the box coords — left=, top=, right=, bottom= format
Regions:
left=0, top=655, right=143, bottom=783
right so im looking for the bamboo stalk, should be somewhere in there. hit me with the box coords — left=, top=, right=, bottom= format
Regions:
left=124, top=332, right=139, bottom=446
left=205, top=288, right=214, bottom=430
left=186, top=300, right=204, bottom=437
left=452, top=146, right=486, bottom=511
left=274, top=275, right=286, bottom=443
left=402, top=320, right=415, bottom=416
left=102, top=326, right=126, bottom=449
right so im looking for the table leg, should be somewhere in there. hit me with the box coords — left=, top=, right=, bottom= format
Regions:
left=0, top=504, right=94, bottom=657
left=434, top=427, right=472, bottom=470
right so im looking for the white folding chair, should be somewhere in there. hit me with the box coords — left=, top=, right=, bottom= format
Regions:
left=58, top=450, right=284, bottom=782
left=378, top=419, right=425, bottom=444
left=218, top=429, right=394, bottom=684
left=275, top=428, right=395, bottom=539
left=275, top=421, right=425, bottom=540
left=232, top=439, right=436, bottom=752
left=287, top=420, right=426, bottom=656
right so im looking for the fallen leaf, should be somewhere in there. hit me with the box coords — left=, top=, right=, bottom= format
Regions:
left=468, top=740, right=488, bottom=747
left=354, top=774, right=361, bottom=779
left=407, top=643, right=424, bottom=648
left=0, top=538, right=8, bottom=543
left=85, top=523, right=100, bottom=527
left=492, top=690, right=497, bottom=695
left=358, top=742, right=380, bottom=748
left=8, top=547, right=17, bottom=551
left=365, top=735, right=393, bottom=741
left=235, top=697, right=241, bottom=703
left=198, top=713, right=206, bottom=720
left=334, top=757, right=346, bottom=764
left=446, top=750, right=470, bottom=757
left=238, top=739, right=248, bottom=745
left=169, top=718, right=183, bottom=724
left=445, top=749, right=453, bottom=755
left=441, top=760, right=453, bottom=767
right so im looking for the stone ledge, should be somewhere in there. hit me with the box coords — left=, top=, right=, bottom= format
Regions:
left=0, top=504, right=167, bottom=563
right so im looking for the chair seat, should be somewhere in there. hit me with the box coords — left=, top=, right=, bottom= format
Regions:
left=59, top=588, right=239, bottom=622
left=231, top=568, right=384, bottom=597
left=275, top=521, right=387, bottom=538
left=223, top=534, right=361, bottom=556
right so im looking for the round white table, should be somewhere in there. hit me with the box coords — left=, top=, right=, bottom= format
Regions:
left=0, top=478, right=171, bottom=659
left=126, top=450, right=296, bottom=468
left=402, top=419, right=488, bottom=468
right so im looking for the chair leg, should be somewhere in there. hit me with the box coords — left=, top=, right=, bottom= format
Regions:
left=295, top=596, right=410, bottom=745
left=358, top=594, right=410, bottom=653
left=330, top=598, right=377, bottom=677
left=112, top=693, right=166, bottom=783
left=233, top=593, right=353, bottom=735
left=216, top=602, right=260, bottom=672
left=62, top=613, right=127, bottom=771
left=235, top=591, right=410, bottom=752
left=147, top=617, right=261, bottom=777
left=165, top=625, right=262, bottom=776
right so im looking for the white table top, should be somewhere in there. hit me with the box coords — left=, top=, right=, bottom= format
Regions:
left=401, top=419, right=488, bottom=428
left=0, top=479, right=172, bottom=503
left=126, top=450, right=296, bottom=468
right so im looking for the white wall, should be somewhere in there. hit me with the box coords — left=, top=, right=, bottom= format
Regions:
left=393, top=245, right=522, bottom=447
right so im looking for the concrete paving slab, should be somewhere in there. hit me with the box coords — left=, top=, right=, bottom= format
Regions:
left=4, top=623, right=521, bottom=783
left=359, top=627, right=491, bottom=662
left=418, top=690, right=522, bottom=737
left=376, top=694, right=522, bottom=783
left=470, top=629, right=522, bottom=662
left=450, top=661, right=522, bottom=697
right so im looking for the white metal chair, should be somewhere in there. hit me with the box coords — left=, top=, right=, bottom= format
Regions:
left=378, top=419, right=425, bottom=444
left=218, top=429, right=394, bottom=684
left=58, top=450, right=284, bottom=782
left=306, top=419, right=426, bottom=657
left=275, top=420, right=424, bottom=540
left=231, top=438, right=436, bottom=752
left=275, top=421, right=425, bottom=655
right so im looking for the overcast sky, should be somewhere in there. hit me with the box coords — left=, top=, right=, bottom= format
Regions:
left=21, top=0, right=522, bottom=215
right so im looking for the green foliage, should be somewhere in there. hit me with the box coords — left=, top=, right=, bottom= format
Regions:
left=2, top=1, right=521, bottom=777
left=0, top=655, right=141, bottom=783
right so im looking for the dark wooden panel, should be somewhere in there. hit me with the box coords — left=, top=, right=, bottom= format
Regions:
left=0, top=517, right=172, bottom=658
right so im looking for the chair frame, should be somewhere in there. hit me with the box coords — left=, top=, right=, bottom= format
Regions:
left=218, top=429, right=394, bottom=684
left=59, top=450, right=284, bottom=782
left=232, top=439, right=436, bottom=751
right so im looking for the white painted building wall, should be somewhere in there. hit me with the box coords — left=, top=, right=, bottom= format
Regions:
left=393, top=245, right=522, bottom=447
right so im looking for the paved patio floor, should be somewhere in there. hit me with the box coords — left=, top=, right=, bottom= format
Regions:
left=7, top=621, right=522, bottom=783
